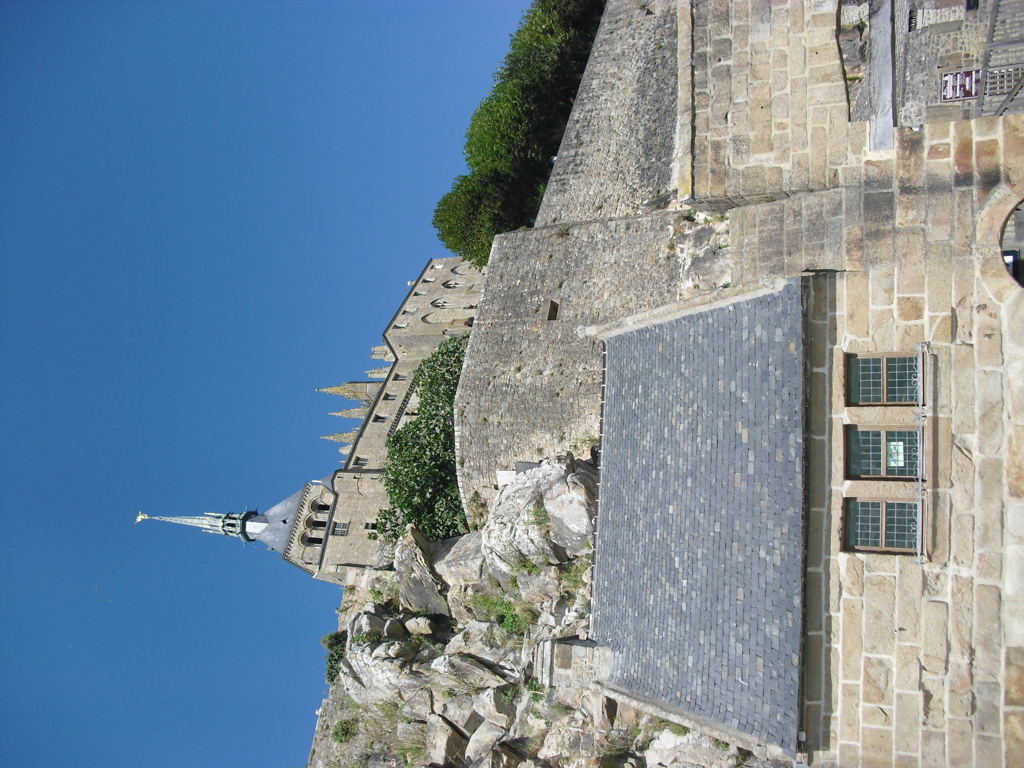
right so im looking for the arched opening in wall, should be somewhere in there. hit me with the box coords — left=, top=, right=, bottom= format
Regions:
left=310, top=500, right=330, bottom=512
left=305, top=516, right=327, bottom=530
left=300, top=532, right=324, bottom=546
left=443, top=279, right=464, bottom=289
left=1001, top=200, right=1024, bottom=286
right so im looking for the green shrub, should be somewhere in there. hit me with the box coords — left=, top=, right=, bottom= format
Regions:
left=332, top=719, right=358, bottom=744
left=375, top=336, right=469, bottom=543
left=433, top=0, right=606, bottom=266
left=470, top=593, right=535, bottom=635
left=322, top=631, right=347, bottom=683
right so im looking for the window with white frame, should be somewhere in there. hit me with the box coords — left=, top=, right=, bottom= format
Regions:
left=332, top=521, right=349, bottom=537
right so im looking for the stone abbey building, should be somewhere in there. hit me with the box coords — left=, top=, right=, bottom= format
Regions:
left=147, top=0, right=1024, bottom=765
left=452, top=0, right=1024, bottom=765
left=138, top=256, right=480, bottom=586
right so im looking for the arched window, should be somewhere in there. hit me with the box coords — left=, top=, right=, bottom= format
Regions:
left=431, top=298, right=453, bottom=308
left=300, top=532, right=324, bottom=546
left=305, top=516, right=327, bottom=530
left=442, top=279, right=463, bottom=289
left=1001, top=200, right=1024, bottom=286
left=311, top=500, right=330, bottom=512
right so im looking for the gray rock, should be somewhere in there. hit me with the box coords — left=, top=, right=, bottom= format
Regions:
left=473, top=687, right=516, bottom=729
left=481, top=456, right=597, bottom=585
left=580, top=691, right=617, bottom=731
left=372, top=641, right=417, bottom=662
left=396, top=719, right=426, bottom=746
left=445, top=621, right=523, bottom=678
left=393, top=525, right=449, bottom=616
left=405, top=616, right=436, bottom=635
left=430, top=654, right=508, bottom=690
left=432, top=531, right=487, bottom=588
left=400, top=687, right=433, bottom=722
left=383, top=618, right=409, bottom=639
left=425, top=714, right=467, bottom=767
left=516, top=567, right=562, bottom=604
left=465, top=720, right=507, bottom=764
left=363, top=602, right=383, bottom=615
left=439, top=693, right=484, bottom=737
left=352, top=613, right=386, bottom=638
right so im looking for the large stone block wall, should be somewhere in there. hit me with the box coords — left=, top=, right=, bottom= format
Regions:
left=536, top=0, right=678, bottom=226
left=454, top=211, right=730, bottom=509
left=454, top=0, right=1024, bottom=762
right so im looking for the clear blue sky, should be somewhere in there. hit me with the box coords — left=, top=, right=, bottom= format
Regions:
left=0, top=2, right=528, bottom=766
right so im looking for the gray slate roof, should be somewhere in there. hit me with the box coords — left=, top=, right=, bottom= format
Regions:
left=591, top=280, right=805, bottom=756
left=251, top=488, right=304, bottom=553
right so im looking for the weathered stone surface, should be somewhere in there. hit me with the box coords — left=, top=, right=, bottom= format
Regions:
left=352, top=613, right=386, bottom=638
left=404, top=616, right=435, bottom=636
left=445, top=621, right=523, bottom=678
left=438, top=693, right=484, bottom=737
left=473, top=686, right=516, bottom=729
left=481, top=457, right=597, bottom=584
left=393, top=525, right=449, bottom=616
left=424, top=714, right=467, bottom=767
left=383, top=618, right=408, bottom=639
left=430, top=654, right=508, bottom=690
left=433, top=531, right=487, bottom=588
left=465, top=720, right=507, bottom=764
left=400, top=686, right=433, bottom=723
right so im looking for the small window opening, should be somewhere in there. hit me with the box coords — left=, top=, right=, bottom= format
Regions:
left=847, top=355, right=920, bottom=404
left=845, top=499, right=918, bottom=552
left=364, top=521, right=377, bottom=531
left=546, top=300, right=560, bottom=321
left=393, top=323, right=408, bottom=329
left=372, top=414, right=387, bottom=422
left=393, top=374, right=407, bottom=381
left=846, top=427, right=920, bottom=478
left=332, top=521, right=349, bottom=537
left=383, top=393, right=397, bottom=401
left=353, top=456, right=368, bottom=467
left=305, top=516, right=327, bottom=530
left=311, top=500, right=330, bottom=512
left=300, top=532, right=324, bottom=546
left=422, top=277, right=435, bottom=283
left=413, top=291, right=427, bottom=296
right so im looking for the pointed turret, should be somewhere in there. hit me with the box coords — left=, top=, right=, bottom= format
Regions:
left=321, top=430, right=358, bottom=444
left=135, top=509, right=258, bottom=541
left=330, top=407, right=369, bottom=419
left=317, top=382, right=382, bottom=405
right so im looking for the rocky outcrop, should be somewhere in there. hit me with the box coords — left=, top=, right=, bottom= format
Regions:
left=393, top=525, right=449, bottom=616
left=313, top=455, right=783, bottom=768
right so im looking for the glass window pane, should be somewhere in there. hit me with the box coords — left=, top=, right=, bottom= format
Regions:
left=850, top=357, right=883, bottom=403
left=849, top=429, right=883, bottom=476
left=886, top=357, right=919, bottom=403
left=885, top=430, right=919, bottom=477
left=885, top=502, right=918, bottom=549
left=848, top=501, right=882, bottom=548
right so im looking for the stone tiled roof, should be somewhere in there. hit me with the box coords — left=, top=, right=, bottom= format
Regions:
left=591, top=280, right=805, bottom=756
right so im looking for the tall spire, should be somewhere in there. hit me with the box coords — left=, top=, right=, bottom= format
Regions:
left=135, top=510, right=257, bottom=541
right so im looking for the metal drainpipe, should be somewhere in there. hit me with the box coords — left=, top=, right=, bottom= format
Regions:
left=915, top=342, right=929, bottom=563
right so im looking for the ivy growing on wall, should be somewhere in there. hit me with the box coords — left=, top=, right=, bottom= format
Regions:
left=373, top=335, right=469, bottom=543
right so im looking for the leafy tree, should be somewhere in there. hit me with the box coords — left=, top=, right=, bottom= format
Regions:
left=322, top=631, right=347, bottom=684
left=433, top=0, right=605, bottom=266
left=375, top=336, right=469, bottom=543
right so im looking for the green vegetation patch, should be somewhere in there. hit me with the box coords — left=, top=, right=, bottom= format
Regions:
left=433, top=0, right=606, bottom=266
left=332, top=719, right=358, bottom=745
left=322, top=631, right=347, bottom=684
left=373, top=336, right=469, bottom=543
left=470, top=593, right=536, bottom=635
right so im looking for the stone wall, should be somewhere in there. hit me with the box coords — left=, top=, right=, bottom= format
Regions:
left=453, top=0, right=1024, bottom=763
left=536, top=0, right=678, bottom=226
left=454, top=210, right=730, bottom=509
